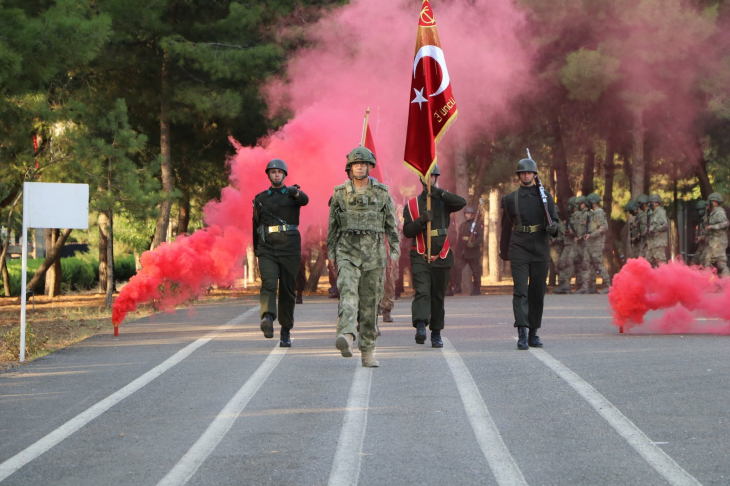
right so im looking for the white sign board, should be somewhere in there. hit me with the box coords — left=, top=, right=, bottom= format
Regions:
left=20, top=182, right=89, bottom=362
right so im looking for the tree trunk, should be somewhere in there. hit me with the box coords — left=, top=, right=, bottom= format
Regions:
left=630, top=109, right=645, bottom=199
left=550, top=113, right=573, bottom=211
left=151, top=54, right=175, bottom=250
left=106, top=210, right=114, bottom=308
left=304, top=245, right=327, bottom=292
left=470, top=143, right=492, bottom=208
left=177, top=188, right=190, bottom=236
left=0, top=191, right=21, bottom=296
left=603, top=138, right=617, bottom=274
left=677, top=139, right=713, bottom=199
left=453, top=133, right=469, bottom=226
left=44, top=229, right=62, bottom=297
left=26, top=228, right=73, bottom=294
left=98, top=211, right=109, bottom=293
left=488, top=188, right=501, bottom=282
left=581, top=147, right=595, bottom=196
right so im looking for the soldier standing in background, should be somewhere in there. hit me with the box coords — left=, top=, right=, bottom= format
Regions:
left=380, top=226, right=400, bottom=322
left=624, top=201, right=639, bottom=260
left=584, top=193, right=611, bottom=293
left=692, top=200, right=709, bottom=266
left=446, top=214, right=458, bottom=296
left=253, top=159, right=309, bottom=347
left=549, top=209, right=565, bottom=292
left=554, top=197, right=578, bottom=294
left=636, top=194, right=650, bottom=259
left=328, top=147, right=399, bottom=367
left=500, top=156, right=559, bottom=350
left=703, top=193, right=729, bottom=276
left=646, top=194, right=669, bottom=267
left=455, top=206, right=484, bottom=296
left=403, top=165, right=466, bottom=348
left=570, top=195, right=591, bottom=294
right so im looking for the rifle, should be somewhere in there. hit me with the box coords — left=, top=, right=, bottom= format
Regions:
left=526, top=149, right=553, bottom=227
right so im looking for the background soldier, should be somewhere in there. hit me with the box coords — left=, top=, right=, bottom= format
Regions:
left=646, top=193, right=669, bottom=267
left=692, top=200, right=709, bottom=266
left=636, top=194, right=650, bottom=259
left=253, top=159, right=309, bottom=347
left=455, top=206, right=484, bottom=296
left=703, top=192, right=729, bottom=276
left=624, top=200, right=639, bottom=260
left=500, top=156, right=558, bottom=350
left=584, top=193, right=611, bottom=293
left=380, top=230, right=400, bottom=322
left=403, top=165, right=466, bottom=348
left=328, top=147, right=399, bottom=367
left=554, top=196, right=577, bottom=294
left=570, top=195, right=591, bottom=294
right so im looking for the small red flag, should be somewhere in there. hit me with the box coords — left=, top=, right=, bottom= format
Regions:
left=403, top=0, right=458, bottom=179
left=363, top=122, right=386, bottom=183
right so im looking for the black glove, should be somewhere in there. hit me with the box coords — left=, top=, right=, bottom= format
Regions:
left=286, top=186, right=299, bottom=197
left=419, top=210, right=434, bottom=224
left=429, top=187, right=445, bottom=197
left=499, top=252, right=509, bottom=261
left=546, top=223, right=558, bottom=236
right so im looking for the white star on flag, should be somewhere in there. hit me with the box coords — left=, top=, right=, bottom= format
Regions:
left=411, top=87, right=427, bottom=110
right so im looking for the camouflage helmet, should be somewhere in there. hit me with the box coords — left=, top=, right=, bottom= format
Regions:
left=516, top=158, right=537, bottom=174
left=636, top=194, right=649, bottom=205
left=567, top=196, right=577, bottom=210
left=695, top=200, right=708, bottom=210
left=464, top=206, right=476, bottom=214
left=265, top=158, right=288, bottom=175
left=625, top=201, right=639, bottom=212
left=708, top=192, right=724, bottom=204
left=648, top=193, right=662, bottom=204
left=575, top=195, right=587, bottom=206
left=587, top=193, right=602, bottom=205
left=346, top=147, right=376, bottom=168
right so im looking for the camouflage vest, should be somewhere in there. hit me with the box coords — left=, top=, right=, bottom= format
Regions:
left=334, top=180, right=387, bottom=234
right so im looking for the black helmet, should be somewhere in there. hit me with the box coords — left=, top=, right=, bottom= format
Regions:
left=265, top=159, right=288, bottom=175
left=431, top=164, right=441, bottom=176
left=516, top=158, right=537, bottom=174
left=465, top=206, right=476, bottom=214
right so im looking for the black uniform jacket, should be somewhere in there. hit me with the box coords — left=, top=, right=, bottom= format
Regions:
left=253, top=185, right=309, bottom=257
left=500, top=185, right=558, bottom=262
left=403, top=189, right=467, bottom=268
left=457, top=218, right=484, bottom=260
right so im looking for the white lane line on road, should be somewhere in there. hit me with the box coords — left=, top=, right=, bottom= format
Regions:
left=157, top=342, right=287, bottom=486
left=442, top=338, right=528, bottom=486
left=529, top=348, right=701, bottom=486
left=328, top=366, right=373, bottom=486
left=0, top=306, right=260, bottom=483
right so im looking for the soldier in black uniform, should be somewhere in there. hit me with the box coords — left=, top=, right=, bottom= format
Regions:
left=253, top=159, right=309, bottom=347
left=403, top=165, right=467, bottom=347
left=455, top=206, right=484, bottom=296
left=500, top=157, right=558, bottom=350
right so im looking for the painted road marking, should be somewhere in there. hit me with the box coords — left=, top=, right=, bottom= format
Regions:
left=327, top=366, right=373, bottom=486
left=530, top=348, right=701, bottom=486
left=0, top=306, right=260, bottom=483
left=157, top=342, right=287, bottom=486
left=442, top=338, right=528, bottom=486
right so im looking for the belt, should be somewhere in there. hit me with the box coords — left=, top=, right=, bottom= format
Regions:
left=265, top=224, right=298, bottom=234
left=462, top=236, right=469, bottom=241
left=430, top=229, right=447, bottom=236
left=513, top=224, right=543, bottom=233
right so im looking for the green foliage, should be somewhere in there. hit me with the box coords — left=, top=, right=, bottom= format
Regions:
left=114, top=255, right=137, bottom=282
left=560, top=49, right=620, bottom=103
left=1, top=324, right=47, bottom=360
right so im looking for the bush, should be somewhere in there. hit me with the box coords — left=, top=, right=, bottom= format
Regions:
left=1, top=324, right=47, bottom=359
left=61, top=258, right=97, bottom=291
left=114, top=254, right=137, bottom=282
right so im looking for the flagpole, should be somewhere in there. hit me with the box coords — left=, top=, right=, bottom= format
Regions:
left=427, top=173, right=432, bottom=262
left=360, top=107, right=370, bottom=146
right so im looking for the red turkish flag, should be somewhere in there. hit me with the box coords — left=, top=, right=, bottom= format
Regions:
left=363, top=123, right=386, bottom=183
left=403, top=0, right=458, bottom=179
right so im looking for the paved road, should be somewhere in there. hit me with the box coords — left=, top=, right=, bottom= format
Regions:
left=1, top=294, right=728, bottom=485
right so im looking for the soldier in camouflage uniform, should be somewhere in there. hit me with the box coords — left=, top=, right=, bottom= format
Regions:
left=554, top=197, right=578, bottom=294
left=584, top=193, right=611, bottom=293
left=569, top=196, right=591, bottom=294
left=380, top=228, right=400, bottom=322
left=703, top=192, right=729, bottom=276
left=624, top=201, right=639, bottom=260
left=636, top=194, right=650, bottom=259
left=646, top=194, right=669, bottom=267
left=550, top=209, right=565, bottom=291
left=692, top=200, right=709, bottom=266
left=328, top=147, right=399, bottom=367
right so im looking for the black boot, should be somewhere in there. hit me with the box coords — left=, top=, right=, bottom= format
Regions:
left=279, top=327, right=291, bottom=347
left=528, top=329, right=543, bottom=348
left=415, top=320, right=427, bottom=345
left=517, top=327, right=528, bottom=350
left=296, top=292, right=303, bottom=304
left=260, top=313, right=274, bottom=339
left=431, top=329, right=443, bottom=348
left=471, top=276, right=481, bottom=295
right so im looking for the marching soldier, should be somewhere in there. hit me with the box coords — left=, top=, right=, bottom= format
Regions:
left=636, top=194, right=650, bottom=259
left=455, top=206, right=484, bottom=296
left=328, top=147, right=399, bottom=367
left=403, top=165, right=466, bottom=348
left=253, top=159, right=309, bottom=347
left=500, top=156, right=558, bottom=350
left=692, top=200, right=709, bottom=266
left=703, top=192, right=729, bottom=276
left=584, top=193, right=611, bottom=293
left=624, top=201, right=639, bottom=260
left=554, top=196, right=577, bottom=294
left=570, top=195, right=591, bottom=294
left=646, top=194, right=669, bottom=267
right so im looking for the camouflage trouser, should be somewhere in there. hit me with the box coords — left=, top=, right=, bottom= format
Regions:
left=380, top=257, right=399, bottom=311
left=627, top=241, right=639, bottom=260
left=336, top=261, right=384, bottom=352
left=703, top=255, right=730, bottom=277
left=586, top=242, right=611, bottom=286
left=550, top=244, right=565, bottom=286
left=558, top=244, right=588, bottom=287
left=692, top=243, right=707, bottom=266
left=646, top=246, right=667, bottom=268
left=638, top=239, right=647, bottom=259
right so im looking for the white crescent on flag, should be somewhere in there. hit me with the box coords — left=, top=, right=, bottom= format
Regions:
left=413, top=45, right=451, bottom=98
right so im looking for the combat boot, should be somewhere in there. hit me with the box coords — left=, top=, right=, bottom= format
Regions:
left=415, top=320, right=427, bottom=344
left=361, top=350, right=379, bottom=367
left=589, top=287, right=598, bottom=294
left=260, top=313, right=274, bottom=339
left=552, top=284, right=570, bottom=294
left=335, top=333, right=355, bottom=358
left=382, top=309, right=393, bottom=322
left=528, top=328, right=543, bottom=348
left=517, top=327, right=528, bottom=350
left=296, top=291, right=303, bottom=304
left=600, top=285, right=610, bottom=295
left=574, top=282, right=589, bottom=294
left=453, top=286, right=462, bottom=294
left=279, top=327, right=291, bottom=348
left=431, top=329, right=443, bottom=348
left=471, top=277, right=481, bottom=295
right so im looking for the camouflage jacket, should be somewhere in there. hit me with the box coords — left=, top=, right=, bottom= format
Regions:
left=637, top=209, right=651, bottom=246
left=706, top=206, right=729, bottom=258
left=327, top=179, right=400, bottom=271
left=570, top=208, right=590, bottom=239
left=628, top=214, right=640, bottom=241
left=587, top=207, right=608, bottom=244
left=647, top=206, right=669, bottom=249
left=563, top=211, right=577, bottom=246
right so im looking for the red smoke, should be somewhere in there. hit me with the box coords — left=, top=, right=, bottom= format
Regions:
left=609, top=258, right=730, bottom=334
